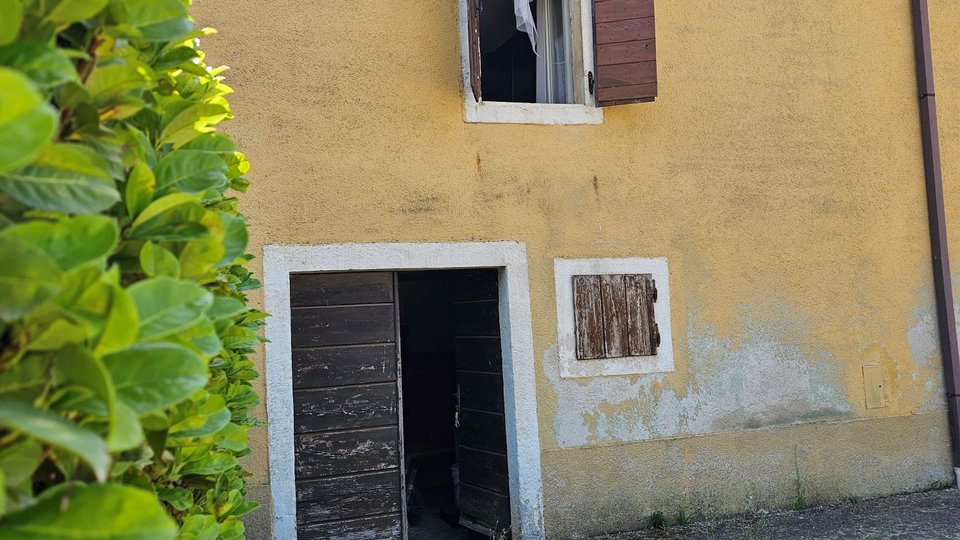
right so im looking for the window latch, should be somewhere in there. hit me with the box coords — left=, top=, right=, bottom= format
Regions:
left=588, top=71, right=595, bottom=95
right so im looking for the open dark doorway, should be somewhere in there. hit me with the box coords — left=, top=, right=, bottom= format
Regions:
left=398, top=269, right=511, bottom=539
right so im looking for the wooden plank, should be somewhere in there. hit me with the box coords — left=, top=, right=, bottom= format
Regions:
left=296, top=470, right=400, bottom=524
left=600, top=275, right=628, bottom=358
left=596, top=60, right=657, bottom=87
left=294, top=426, right=399, bottom=479
left=458, top=371, right=504, bottom=413
left=459, top=446, right=509, bottom=494
left=292, top=305, right=395, bottom=348
left=294, top=383, right=397, bottom=433
left=595, top=16, right=655, bottom=45
left=595, top=0, right=654, bottom=23
left=625, top=275, right=651, bottom=356
left=459, top=483, right=511, bottom=533
left=457, top=409, right=507, bottom=454
left=290, top=272, right=393, bottom=307
left=598, top=82, right=658, bottom=104
left=297, top=513, right=402, bottom=540
left=573, top=275, right=605, bottom=360
left=468, top=0, right=482, bottom=101
left=454, top=337, right=502, bottom=373
left=597, top=38, right=655, bottom=66
left=454, top=269, right=499, bottom=302
left=293, top=344, right=396, bottom=389
left=454, top=300, right=500, bottom=337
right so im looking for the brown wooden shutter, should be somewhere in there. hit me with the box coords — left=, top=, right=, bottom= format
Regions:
left=593, top=0, right=657, bottom=106
left=573, top=275, right=605, bottom=360
left=574, top=273, right=659, bottom=359
left=468, top=0, right=482, bottom=101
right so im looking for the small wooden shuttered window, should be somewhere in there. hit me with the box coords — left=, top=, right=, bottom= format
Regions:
left=593, top=0, right=657, bottom=106
left=574, top=273, right=659, bottom=359
left=467, top=0, right=483, bottom=101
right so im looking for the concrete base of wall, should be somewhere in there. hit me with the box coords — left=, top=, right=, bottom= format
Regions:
left=242, top=483, right=273, bottom=539
left=541, top=411, right=954, bottom=539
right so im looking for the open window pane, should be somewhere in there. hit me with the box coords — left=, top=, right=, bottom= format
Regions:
left=478, top=0, right=574, bottom=104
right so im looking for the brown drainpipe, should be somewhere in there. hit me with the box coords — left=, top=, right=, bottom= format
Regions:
left=911, top=0, right=960, bottom=482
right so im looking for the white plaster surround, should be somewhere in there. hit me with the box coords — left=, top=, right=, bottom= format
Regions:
left=263, top=242, right=545, bottom=540
left=555, top=257, right=675, bottom=378
left=457, top=0, right=604, bottom=125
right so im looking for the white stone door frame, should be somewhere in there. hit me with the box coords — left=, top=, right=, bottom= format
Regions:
left=263, top=242, right=545, bottom=539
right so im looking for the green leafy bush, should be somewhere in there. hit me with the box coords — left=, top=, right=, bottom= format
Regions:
left=0, top=1, right=263, bottom=538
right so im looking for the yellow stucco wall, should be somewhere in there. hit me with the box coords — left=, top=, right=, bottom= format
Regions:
left=193, top=0, right=957, bottom=537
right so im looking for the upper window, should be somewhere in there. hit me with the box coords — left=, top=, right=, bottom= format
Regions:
left=460, top=0, right=658, bottom=124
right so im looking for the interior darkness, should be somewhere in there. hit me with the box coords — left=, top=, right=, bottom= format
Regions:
left=398, top=271, right=481, bottom=539
left=480, top=1, right=537, bottom=102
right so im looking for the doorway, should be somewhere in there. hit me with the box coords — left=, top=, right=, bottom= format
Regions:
left=399, top=270, right=510, bottom=539
left=286, top=268, right=511, bottom=539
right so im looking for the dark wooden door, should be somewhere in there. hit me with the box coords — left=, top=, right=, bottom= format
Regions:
left=289, top=271, right=404, bottom=539
left=453, top=269, right=511, bottom=537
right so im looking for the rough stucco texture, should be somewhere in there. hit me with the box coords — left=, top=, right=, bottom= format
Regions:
left=191, top=0, right=957, bottom=537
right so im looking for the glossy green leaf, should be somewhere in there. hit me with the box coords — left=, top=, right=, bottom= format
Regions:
left=179, top=451, right=237, bottom=476
left=158, top=487, right=193, bottom=512
left=0, top=143, right=120, bottom=214
left=160, top=103, right=230, bottom=147
left=127, top=277, right=212, bottom=340
left=152, top=46, right=200, bottom=71
left=92, top=282, right=138, bottom=355
left=0, top=439, right=42, bottom=486
left=140, top=241, right=179, bottom=278
left=0, top=0, right=23, bottom=45
left=0, top=236, right=62, bottom=320
left=0, top=67, right=57, bottom=172
left=0, top=483, right=176, bottom=540
left=170, top=395, right=229, bottom=439
left=103, top=343, right=207, bottom=413
left=217, top=212, right=247, bottom=266
left=47, top=0, right=108, bottom=24
left=0, top=397, right=109, bottom=481
left=27, top=318, right=89, bottom=350
left=180, top=133, right=236, bottom=157
left=130, top=192, right=200, bottom=230
left=109, top=0, right=191, bottom=42
left=0, top=215, right=118, bottom=270
left=124, top=161, right=154, bottom=218
left=108, top=400, right=144, bottom=451
left=0, top=43, right=78, bottom=89
left=85, top=62, right=151, bottom=107
left=178, top=515, right=219, bottom=540
left=206, top=296, right=246, bottom=320
left=154, top=150, right=228, bottom=194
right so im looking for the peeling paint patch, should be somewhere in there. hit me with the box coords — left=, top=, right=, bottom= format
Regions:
left=907, top=281, right=948, bottom=412
left=548, top=305, right=854, bottom=448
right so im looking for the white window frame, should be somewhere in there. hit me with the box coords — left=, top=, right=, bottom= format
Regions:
left=555, top=258, right=675, bottom=378
left=458, top=0, right=603, bottom=125
left=263, top=242, right=546, bottom=539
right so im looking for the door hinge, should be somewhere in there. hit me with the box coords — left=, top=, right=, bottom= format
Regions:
left=588, top=71, right=595, bottom=95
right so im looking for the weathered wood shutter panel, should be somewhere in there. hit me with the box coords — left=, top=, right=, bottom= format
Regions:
left=468, top=0, right=482, bottom=101
left=593, top=0, right=657, bottom=106
left=625, top=274, right=658, bottom=355
left=454, top=269, right=512, bottom=537
left=573, top=275, right=605, bottom=360
left=289, top=271, right=403, bottom=540
left=575, top=273, right=659, bottom=359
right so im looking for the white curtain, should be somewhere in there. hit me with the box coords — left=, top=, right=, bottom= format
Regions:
left=514, top=0, right=538, bottom=53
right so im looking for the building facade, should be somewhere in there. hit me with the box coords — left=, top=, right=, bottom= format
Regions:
left=193, top=1, right=960, bottom=538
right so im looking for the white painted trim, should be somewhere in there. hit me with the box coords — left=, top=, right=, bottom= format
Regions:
left=263, top=242, right=545, bottom=540
left=554, top=258, right=676, bottom=378
left=458, top=0, right=603, bottom=125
